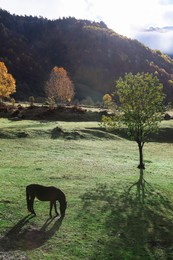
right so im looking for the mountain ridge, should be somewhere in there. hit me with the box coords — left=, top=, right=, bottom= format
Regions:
left=0, top=9, right=173, bottom=103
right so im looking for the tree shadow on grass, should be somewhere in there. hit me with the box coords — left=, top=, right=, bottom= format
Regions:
left=0, top=214, right=64, bottom=251
left=80, top=170, right=173, bottom=259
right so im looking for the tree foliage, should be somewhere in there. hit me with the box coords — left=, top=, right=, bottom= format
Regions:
left=102, top=72, right=165, bottom=169
left=45, top=67, right=74, bottom=103
left=0, top=61, right=16, bottom=98
left=102, top=93, right=112, bottom=108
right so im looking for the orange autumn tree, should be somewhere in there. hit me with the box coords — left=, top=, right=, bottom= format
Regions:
left=45, top=67, right=74, bottom=104
left=0, top=61, right=16, bottom=100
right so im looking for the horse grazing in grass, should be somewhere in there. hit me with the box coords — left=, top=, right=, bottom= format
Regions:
left=26, top=184, right=67, bottom=218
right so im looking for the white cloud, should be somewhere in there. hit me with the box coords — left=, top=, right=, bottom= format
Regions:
left=135, top=30, right=173, bottom=53
left=132, top=0, right=173, bottom=53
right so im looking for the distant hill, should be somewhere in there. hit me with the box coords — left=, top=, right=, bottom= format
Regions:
left=0, top=9, right=173, bottom=103
left=145, top=26, right=173, bottom=33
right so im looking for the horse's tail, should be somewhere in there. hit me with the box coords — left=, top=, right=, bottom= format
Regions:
left=26, top=186, right=31, bottom=211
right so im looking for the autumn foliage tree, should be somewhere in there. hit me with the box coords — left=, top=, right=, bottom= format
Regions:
left=45, top=67, right=74, bottom=104
left=0, top=61, right=16, bottom=100
left=102, top=93, right=113, bottom=108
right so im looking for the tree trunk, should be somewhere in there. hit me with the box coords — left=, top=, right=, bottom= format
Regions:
left=137, top=141, right=145, bottom=169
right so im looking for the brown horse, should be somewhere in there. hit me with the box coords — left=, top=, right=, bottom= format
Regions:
left=26, top=184, right=67, bottom=218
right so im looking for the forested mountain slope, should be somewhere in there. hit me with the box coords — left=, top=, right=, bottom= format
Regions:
left=0, top=9, right=173, bottom=103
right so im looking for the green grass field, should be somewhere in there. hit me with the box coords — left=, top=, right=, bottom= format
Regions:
left=0, top=118, right=173, bottom=259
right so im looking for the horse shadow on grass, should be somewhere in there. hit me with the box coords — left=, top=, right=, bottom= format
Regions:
left=80, top=169, right=173, bottom=259
left=0, top=214, right=64, bottom=251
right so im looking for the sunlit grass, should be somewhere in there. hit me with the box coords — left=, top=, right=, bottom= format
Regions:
left=0, top=118, right=173, bottom=259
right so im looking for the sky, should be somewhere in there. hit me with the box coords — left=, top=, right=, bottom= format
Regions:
left=1, top=0, right=173, bottom=53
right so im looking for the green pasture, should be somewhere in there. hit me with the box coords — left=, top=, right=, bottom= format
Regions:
left=0, top=118, right=173, bottom=259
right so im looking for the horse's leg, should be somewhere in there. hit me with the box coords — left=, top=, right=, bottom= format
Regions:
left=30, top=196, right=36, bottom=216
left=54, top=201, right=59, bottom=216
left=49, top=201, right=53, bottom=218
left=26, top=187, right=32, bottom=212
left=28, top=199, right=32, bottom=212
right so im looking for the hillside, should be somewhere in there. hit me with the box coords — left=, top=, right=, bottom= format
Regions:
left=0, top=9, right=173, bottom=103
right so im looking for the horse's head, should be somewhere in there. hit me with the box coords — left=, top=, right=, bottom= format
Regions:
left=60, top=201, right=67, bottom=217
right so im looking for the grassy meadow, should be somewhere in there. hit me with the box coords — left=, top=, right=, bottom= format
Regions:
left=0, top=117, right=173, bottom=259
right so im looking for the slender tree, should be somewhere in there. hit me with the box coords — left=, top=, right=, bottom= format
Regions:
left=102, top=72, right=165, bottom=169
left=45, top=67, right=74, bottom=104
left=0, top=61, right=16, bottom=99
